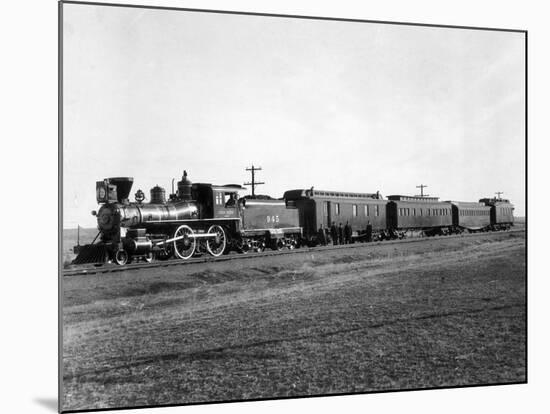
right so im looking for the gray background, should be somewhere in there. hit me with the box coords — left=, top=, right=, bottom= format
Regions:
left=63, top=5, right=525, bottom=228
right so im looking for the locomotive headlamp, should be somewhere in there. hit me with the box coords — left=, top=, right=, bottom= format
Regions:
left=96, top=181, right=109, bottom=203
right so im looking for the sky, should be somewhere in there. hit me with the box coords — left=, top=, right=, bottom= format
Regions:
left=62, top=3, right=526, bottom=228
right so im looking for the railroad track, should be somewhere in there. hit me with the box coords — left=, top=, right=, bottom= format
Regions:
left=62, top=229, right=524, bottom=277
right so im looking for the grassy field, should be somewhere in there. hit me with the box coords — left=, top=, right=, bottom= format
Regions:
left=62, top=231, right=526, bottom=411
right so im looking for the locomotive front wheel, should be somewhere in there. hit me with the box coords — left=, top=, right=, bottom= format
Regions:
left=173, top=225, right=196, bottom=260
left=206, top=225, right=226, bottom=257
left=114, top=249, right=129, bottom=266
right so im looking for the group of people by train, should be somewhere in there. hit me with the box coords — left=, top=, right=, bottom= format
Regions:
left=317, top=221, right=374, bottom=246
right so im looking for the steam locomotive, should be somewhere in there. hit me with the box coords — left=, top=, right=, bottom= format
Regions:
left=73, top=170, right=514, bottom=265
left=75, top=171, right=302, bottom=265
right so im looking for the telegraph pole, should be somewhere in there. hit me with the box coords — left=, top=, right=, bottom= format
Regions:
left=416, top=184, right=429, bottom=197
left=495, top=191, right=504, bottom=200
left=244, top=164, right=265, bottom=197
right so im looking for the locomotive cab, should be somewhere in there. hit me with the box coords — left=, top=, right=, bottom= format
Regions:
left=191, top=184, right=243, bottom=219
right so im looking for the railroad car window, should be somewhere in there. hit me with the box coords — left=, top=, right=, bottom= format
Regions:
left=413, top=208, right=416, bottom=216
left=375, top=205, right=379, bottom=216
left=335, top=203, right=340, bottom=215
left=353, top=205, right=357, bottom=217
left=364, top=205, right=369, bottom=216
left=323, top=202, right=328, bottom=214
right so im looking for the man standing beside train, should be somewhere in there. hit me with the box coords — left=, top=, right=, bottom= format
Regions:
left=366, top=221, right=373, bottom=242
left=338, top=223, right=344, bottom=245
left=330, top=222, right=338, bottom=245
left=317, top=225, right=327, bottom=246
left=344, top=221, right=352, bottom=244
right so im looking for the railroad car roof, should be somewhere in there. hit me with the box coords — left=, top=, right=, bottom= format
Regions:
left=387, top=195, right=440, bottom=202
left=284, top=189, right=382, bottom=200
left=448, top=201, right=490, bottom=208
left=479, top=197, right=513, bottom=205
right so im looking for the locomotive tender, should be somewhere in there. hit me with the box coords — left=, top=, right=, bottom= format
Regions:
left=74, top=171, right=515, bottom=265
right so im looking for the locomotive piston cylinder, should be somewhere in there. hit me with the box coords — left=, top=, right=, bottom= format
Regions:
left=124, top=238, right=153, bottom=254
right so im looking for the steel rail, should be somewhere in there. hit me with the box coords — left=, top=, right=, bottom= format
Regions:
left=62, top=228, right=523, bottom=277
